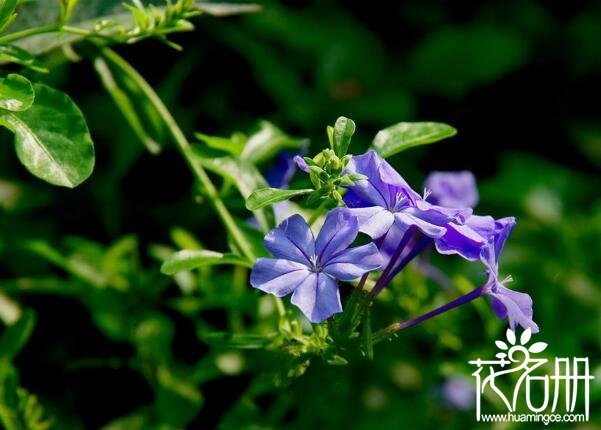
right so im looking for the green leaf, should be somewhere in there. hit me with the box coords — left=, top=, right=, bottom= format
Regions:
left=0, top=84, right=95, bottom=188
left=331, top=116, right=355, bottom=157
left=0, top=45, right=48, bottom=73
left=246, top=187, right=313, bottom=210
left=155, top=366, right=203, bottom=428
left=194, top=132, right=245, bottom=156
left=240, top=121, right=306, bottom=164
left=189, top=146, right=274, bottom=230
left=196, top=2, right=261, bottom=16
left=371, top=122, right=457, bottom=157
left=0, top=74, right=34, bottom=111
left=161, top=250, right=251, bottom=275
left=0, top=309, right=35, bottom=362
left=0, top=0, right=18, bottom=34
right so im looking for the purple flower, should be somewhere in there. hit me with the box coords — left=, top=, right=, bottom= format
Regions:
left=424, top=171, right=479, bottom=208
left=481, top=217, right=539, bottom=333
left=250, top=208, right=382, bottom=322
left=293, top=155, right=310, bottom=173
left=342, top=151, right=472, bottom=241
left=441, top=377, right=475, bottom=410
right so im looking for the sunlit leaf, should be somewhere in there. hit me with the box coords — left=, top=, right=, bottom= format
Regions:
left=161, top=249, right=251, bottom=275
left=331, top=116, right=355, bottom=157
left=0, top=73, right=34, bottom=111
left=240, top=121, right=306, bottom=164
left=0, top=84, right=94, bottom=187
left=372, top=121, right=456, bottom=158
left=246, top=187, right=312, bottom=210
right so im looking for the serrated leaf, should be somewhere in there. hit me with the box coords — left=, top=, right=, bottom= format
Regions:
left=245, top=187, right=312, bottom=210
left=528, top=342, right=548, bottom=353
left=506, top=328, right=516, bottom=345
left=331, top=116, right=355, bottom=157
left=189, top=146, right=274, bottom=230
left=0, top=84, right=94, bottom=187
left=495, top=340, right=508, bottom=350
left=0, top=73, right=34, bottom=111
left=520, top=327, right=532, bottom=345
left=371, top=121, right=456, bottom=157
left=161, top=250, right=251, bottom=275
left=240, top=121, right=306, bottom=164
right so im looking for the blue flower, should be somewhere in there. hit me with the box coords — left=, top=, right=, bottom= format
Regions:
left=424, top=171, right=479, bottom=208
left=342, top=151, right=472, bottom=241
left=481, top=217, right=539, bottom=333
left=250, top=208, right=382, bottom=322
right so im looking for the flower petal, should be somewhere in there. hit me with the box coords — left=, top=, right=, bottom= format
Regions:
left=250, top=258, right=311, bottom=297
left=490, top=285, right=538, bottom=333
left=343, top=151, right=419, bottom=208
left=323, top=243, right=383, bottom=281
left=291, top=273, right=342, bottom=322
left=293, top=155, right=310, bottom=173
left=264, top=214, right=315, bottom=265
left=394, top=210, right=447, bottom=238
left=347, top=206, right=395, bottom=239
left=315, top=208, right=359, bottom=264
left=424, top=171, right=479, bottom=208
left=435, top=222, right=487, bottom=261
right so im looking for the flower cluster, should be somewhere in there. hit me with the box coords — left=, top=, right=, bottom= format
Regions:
left=250, top=149, right=537, bottom=334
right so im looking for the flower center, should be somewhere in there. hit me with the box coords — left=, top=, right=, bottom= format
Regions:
left=309, top=254, right=322, bottom=272
left=390, top=191, right=408, bottom=213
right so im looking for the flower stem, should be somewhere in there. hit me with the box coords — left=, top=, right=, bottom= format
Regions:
left=0, top=23, right=59, bottom=44
left=99, top=47, right=256, bottom=262
left=373, top=286, right=486, bottom=343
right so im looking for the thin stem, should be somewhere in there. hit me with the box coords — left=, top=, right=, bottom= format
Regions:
left=100, top=47, right=256, bottom=261
left=370, top=226, right=418, bottom=297
left=0, top=23, right=59, bottom=44
left=373, top=286, right=486, bottom=343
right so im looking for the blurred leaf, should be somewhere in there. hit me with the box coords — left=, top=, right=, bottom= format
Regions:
left=0, top=0, right=18, bottom=34
left=0, top=45, right=48, bottom=73
left=0, top=309, right=35, bottom=362
left=195, top=132, right=245, bottom=156
left=189, top=146, right=275, bottom=231
left=155, top=366, right=203, bottom=428
left=0, top=84, right=94, bottom=187
left=372, top=122, right=456, bottom=157
left=201, top=332, right=276, bottom=349
left=0, top=74, right=34, bottom=111
left=331, top=116, right=355, bottom=157
left=246, top=187, right=312, bottom=210
left=196, top=2, right=261, bottom=17
left=240, top=121, right=307, bottom=165
left=408, top=24, right=527, bottom=97
left=161, top=249, right=251, bottom=275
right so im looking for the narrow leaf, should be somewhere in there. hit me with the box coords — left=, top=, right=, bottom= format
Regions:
left=0, top=74, right=34, bottom=111
left=0, top=309, right=36, bottom=361
left=0, top=45, right=48, bottom=73
left=332, top=116, right=355, bottom=157
left=0, top=84, right=94, bottom=188
left=194, top=132, right=245, bottom=156
left=246, top=187, right=312, bottom=210
left=161, top=250, right=251, bottom=275
left=372, top=121, right=457, bottom=157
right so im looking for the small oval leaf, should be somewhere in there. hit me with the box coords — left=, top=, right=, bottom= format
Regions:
left=506, top=328, right=516, bottom=345
left=528, top=342, right=548, bottom=354
left=332, top=116, right=356, bottom=157
left=246, top=187, right=313, bottom=210
left=520, top=327, right=532, bottom=345
left=495, top=340, right=508, bottom=350
left=371, top=122, right=456, bottom=158
left=0, top=84, right=95, bottom=187
left=0, top=73, right=34, bottom=111
left=161, top=249, right=252, bottom=275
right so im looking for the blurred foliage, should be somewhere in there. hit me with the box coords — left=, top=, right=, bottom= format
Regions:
left=0, top=0, right=600, bottom=429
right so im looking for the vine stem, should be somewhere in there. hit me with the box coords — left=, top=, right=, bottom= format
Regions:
left=373, top=286, right=486, bottom=343
left=0, top=23, right=60, bottom=44
left=100, top=47, right=256, bottom=262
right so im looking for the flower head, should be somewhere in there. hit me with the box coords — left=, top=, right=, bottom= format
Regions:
left=250, top=208, right=382, bottom=322
left=481, top=217, right=539, bottom=333
left=424, top=171, right=479, bottom=208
